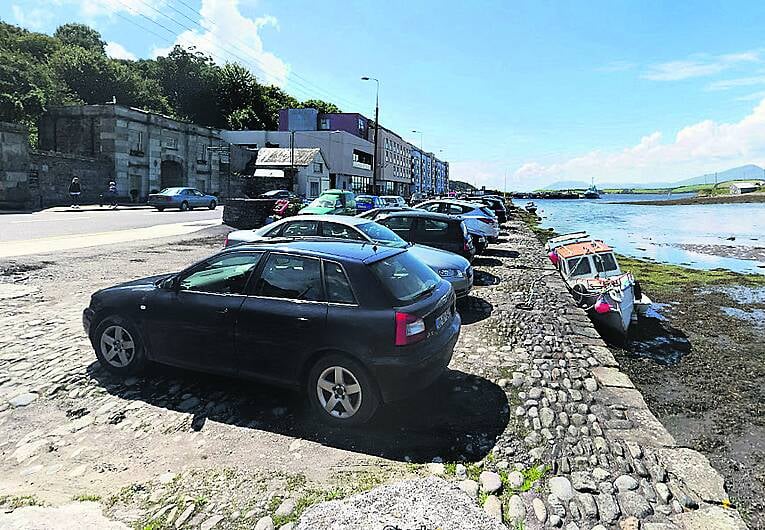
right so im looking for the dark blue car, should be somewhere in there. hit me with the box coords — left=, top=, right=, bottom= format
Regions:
left=355, top=195, right=383, bottom=213
left=148, top=188, right=218, bottom=211
left=82, top=240, right=460, bottom=425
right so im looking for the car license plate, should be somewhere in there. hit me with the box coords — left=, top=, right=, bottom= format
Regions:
left=435, top=308, right=451, bottom=330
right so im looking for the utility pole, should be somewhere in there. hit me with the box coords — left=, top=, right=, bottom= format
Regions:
left=361, top=76, right=379, bottom=195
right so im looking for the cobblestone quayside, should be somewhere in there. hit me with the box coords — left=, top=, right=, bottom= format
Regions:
left=0, top=218, right=749, bottom=529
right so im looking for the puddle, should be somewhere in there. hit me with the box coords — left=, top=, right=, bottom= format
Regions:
left=721, top=307, right=765, bottom=330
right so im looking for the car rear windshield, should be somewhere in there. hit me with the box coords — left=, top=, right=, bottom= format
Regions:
left=356, top=222, right=408, bottom=248
left=370, top=251, right=440, bottom=304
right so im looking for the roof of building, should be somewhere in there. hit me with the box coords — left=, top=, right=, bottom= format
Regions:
left=256, top=148, right=322, bottom=166
left=556, top=240, right=612, bottom=259
left=730, top=181, right=762, bottom=188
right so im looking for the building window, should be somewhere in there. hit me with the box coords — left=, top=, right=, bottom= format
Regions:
left=163, top=136, right=178, bottom=149
left=310, top=180, right=320, bottom=197
left=130, top=131, right=144, bottom=156
left=313, top=162, right=323, bottom=173
left=197, top=145, right=208, bottom=164
left=319, top=118, right=331, bottom=130
left=358, top=117, right=364, bottom=132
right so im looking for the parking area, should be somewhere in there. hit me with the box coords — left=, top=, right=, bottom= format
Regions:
left=0, top=223, right=525, bottom=528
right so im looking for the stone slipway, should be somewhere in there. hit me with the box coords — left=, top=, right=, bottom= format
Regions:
left=298, top=215, right=748, bottom=529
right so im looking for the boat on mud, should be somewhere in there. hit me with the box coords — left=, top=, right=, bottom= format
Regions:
left=545, top=232, right=651, bottom=336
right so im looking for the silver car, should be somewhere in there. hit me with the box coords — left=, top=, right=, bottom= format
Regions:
left=225, top=215, right=473, bottom=299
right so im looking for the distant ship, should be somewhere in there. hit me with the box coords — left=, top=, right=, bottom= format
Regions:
left=583, top=183, right=600, bottom=199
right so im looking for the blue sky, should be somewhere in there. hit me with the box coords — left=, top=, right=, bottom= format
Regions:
left=10, top=0, right=765, bottom=190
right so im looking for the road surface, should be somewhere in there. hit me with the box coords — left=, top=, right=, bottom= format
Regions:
left=0, top=206, right=223, bottom=257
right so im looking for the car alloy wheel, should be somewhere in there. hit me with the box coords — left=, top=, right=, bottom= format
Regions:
left=316, top=366, right=363, bottom=419
left=209, top=200, right=217, bottom=210
left=100, top=325, right=136, bottom=368
left=180, top=201, right=189, bottom=211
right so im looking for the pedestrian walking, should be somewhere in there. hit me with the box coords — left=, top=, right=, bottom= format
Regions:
left=68, top=177, right=81, bottom=209
left=108, top=181, right=118, bottom=209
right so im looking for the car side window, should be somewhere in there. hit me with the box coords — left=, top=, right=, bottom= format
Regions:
left=283, top=221, right=319, bottom=237
left=446, top=204, right=464, bottom=215
left=254, top=254, right=323, bottom=301
left=263, top=223, right=285, bottom=237
left=324, top=261, right=356, bottom=304
left=322, top=222, right=364, bottom=240
left=380, top=216, right=413, bottom=231
left=421, top=202, right=441, bottom=213
left=418, top=219, right=449, bottom=239
left=179, top=253, right=263, bottom=295
left=194, top=190, right=204, bottom=196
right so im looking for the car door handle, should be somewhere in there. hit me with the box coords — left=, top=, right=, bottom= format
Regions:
left=216, top=308, right=229, bottom=315
left=296, top=317, right=311, bottom=327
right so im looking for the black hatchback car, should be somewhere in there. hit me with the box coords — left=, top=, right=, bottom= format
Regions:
left=83, top=240, right=460, bottom=425
left=363, top=210, right=476, bottom=262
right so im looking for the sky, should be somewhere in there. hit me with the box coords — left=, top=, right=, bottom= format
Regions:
left=9, top=0, right=765, bottom=190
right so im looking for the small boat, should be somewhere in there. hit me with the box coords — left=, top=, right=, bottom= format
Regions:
left=545, top=232, right=651, bottom=336
left=525, top=201, right=538, bottom=214
left=583, top=184, right=600, bottom=199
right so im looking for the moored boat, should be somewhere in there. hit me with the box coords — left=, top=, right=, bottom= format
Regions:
left=582, top=184, right=600, bottom=199
left=525, top=201, right=538, bottom=214
left=545, top=232, right=651, bottom=336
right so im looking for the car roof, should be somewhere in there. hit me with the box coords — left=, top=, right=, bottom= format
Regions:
left=225, top=239, right=401, bottom=263
left=380, top=195, right=402, bottom=199
left=421, top=198, right=483, bottom=208
left=272, top=214, right=371, bottom=226
left=382, top=210, right=461, bottom=222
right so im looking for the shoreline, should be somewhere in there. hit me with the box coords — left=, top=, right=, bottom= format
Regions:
left=617, top=192, right=765, bottom=206
left=519, top=207, right=765, bottom=527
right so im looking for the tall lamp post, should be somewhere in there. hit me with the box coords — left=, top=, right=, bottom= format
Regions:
left=361, top=76, right=379, bottom=194
left=412, top=130, right=423, bottom=194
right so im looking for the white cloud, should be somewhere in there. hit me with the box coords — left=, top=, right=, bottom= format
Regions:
left=151, top=0, right=289, bottom=87
left=707, top=75, right=765, bottom=91
left=12, top=4, right=54, bottom=30
left=736, top=90, right=765, bottom=102
left=105, top=41, right=137, bottom=60
left=510, top=98, right=765, bottom=188
left=642, top=51, right=760, bottom=81
left=77, top=0, right=167, bottom=20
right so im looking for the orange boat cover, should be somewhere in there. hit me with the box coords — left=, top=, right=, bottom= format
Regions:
left=556, top=240, right=612, bottom=258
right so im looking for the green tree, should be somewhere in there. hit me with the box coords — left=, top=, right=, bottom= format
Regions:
left=53, top=23, right=105, bottom=53
left=299, top=99, right=341, bottom=114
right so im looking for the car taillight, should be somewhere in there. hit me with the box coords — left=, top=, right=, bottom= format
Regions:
left=395, top=312, right=426, bottom=346
left=223, top=236, right=229, bottom=247
left=477, top=217, right=495, bottom=225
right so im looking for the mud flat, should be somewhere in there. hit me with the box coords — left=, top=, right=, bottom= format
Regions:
left=620, top=193, right=765, bottom=206
left=612, top=257, right=765, bottom=528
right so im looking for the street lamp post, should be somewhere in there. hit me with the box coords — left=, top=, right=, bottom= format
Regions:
left=361, top=76, right=379, bottom=195
left=412, top=130, right=423, bottom=194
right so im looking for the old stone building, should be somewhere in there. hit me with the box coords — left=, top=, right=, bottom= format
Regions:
left=38, top=104, right=228, bottom=200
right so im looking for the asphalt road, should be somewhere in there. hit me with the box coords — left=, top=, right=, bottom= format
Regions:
left=0, top=206, right=223, bottom=242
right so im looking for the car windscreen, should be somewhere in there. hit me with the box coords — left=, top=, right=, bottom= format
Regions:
left=309, top=196, right=342, bottom=208
left=356, top=222, right=408, bottom=248
left=370, top=251, right=440, bottom=304
left=356, top=197, right=375, bottom=206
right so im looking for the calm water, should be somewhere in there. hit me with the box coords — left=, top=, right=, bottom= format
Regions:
left=532, top=193, right=765, bottom=274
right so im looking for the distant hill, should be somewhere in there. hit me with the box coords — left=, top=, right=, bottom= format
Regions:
left=541, top=164, right=765, bottom=191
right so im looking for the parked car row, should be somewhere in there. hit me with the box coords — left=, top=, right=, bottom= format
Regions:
left=87, top=191, right=508, bottom=425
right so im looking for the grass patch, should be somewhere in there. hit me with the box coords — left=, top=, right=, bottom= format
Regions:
left=72, top=494, right=102, bottom=502
left=443, top=463, right=457, bottom=476
left=617, top=255, right=765, bottom=295
left=0, top=495, right=42, bottom=509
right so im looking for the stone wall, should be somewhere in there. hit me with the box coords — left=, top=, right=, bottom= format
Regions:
left=0, top=122, right=31, bottom=209
left=30, top=151, right=113, bottom=207
left=222, top=198, right=277, bottom=229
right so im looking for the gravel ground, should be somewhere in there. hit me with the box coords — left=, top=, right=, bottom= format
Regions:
left=0, top=217, right=747, bottom=529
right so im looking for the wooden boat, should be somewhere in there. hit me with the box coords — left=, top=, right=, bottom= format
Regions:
left=545, top=232, right=651, bottom=336
left=525, top=201, right=538, bottom=214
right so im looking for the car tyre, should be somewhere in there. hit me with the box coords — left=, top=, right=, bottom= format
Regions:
left=472, top=235, right=488, bottom=254
left=180, top=201, right=189, bottom=212
left=156, top=207, right=165, bottom=212
left=307, top=354, right=380, bottom=426
left=93, top=316, right=147, bottom=376
left=208, top=200, right=217, bottom=210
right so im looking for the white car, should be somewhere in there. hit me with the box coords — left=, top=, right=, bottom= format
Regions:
left=414, top=199, right=499, bottom=252
left=380, top=195, right=407, bottom=207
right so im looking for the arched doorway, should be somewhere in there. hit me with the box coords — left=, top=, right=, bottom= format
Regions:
left=160, top=160, right=184, bottom=189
